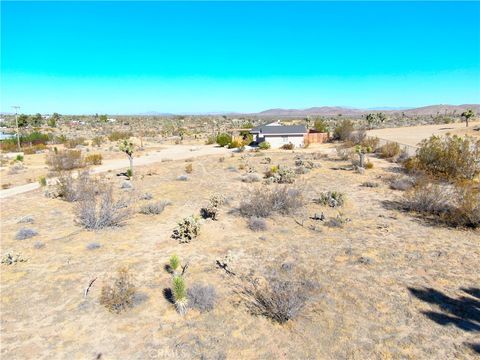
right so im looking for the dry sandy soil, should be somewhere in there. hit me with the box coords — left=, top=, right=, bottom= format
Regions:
left=367, top=120, right=480, bottom=148
left=1, top=145, right=479, bottom=359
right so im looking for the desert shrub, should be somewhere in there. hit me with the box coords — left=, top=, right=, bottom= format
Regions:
left=38, top=176, right=47, bottom=187
left=379, top=142, right=401, bottom=159
left=314, top=191, right=345, bottom=207
left=75, top=184, right=130, bottom=229
left=33, top=241, right=45, bottom=249
left=228, top=138, right=243, bottom=149
left=15, top=228, right=38, bottom=240
left=54, top=171, right=95, bottom=202
left=402, top=181, right=480, bottom=228
left=241, top=276, right=309, bottom=324
left=241, top=173, right=262, bottom=183
left=64, top=137, right=86, bottom=149
left=140, top=192, right=153, bottom=200
left=365, top=161, right=374, bottom=169
left=402, top=182, right=453, bottom=217
left=85, top=153, right=103, bottom=165
left=333, top=119, right=355, bottom=141
left=23, top=144, right=47, bottom=155
left=91, top=136, right=104, bottom=147
left=361, top=137, right=380, bottom=152
left=172, top=215, right=200, bottom=243
left=100, top=267, right=136, bottom=313
left=313, top=118, right=329, bottom=133
left=281, top=143, right=294, bottom=150
left=15, top=154, right=24, bottom=162
left=412, top=135, right=480, bottom=180
left=86, top=242, right=101, bottom=250
left=216, top=133, right=232, bottom=147
left=361, top=181, right=379, bottom=188
left=18, top=215, right=34, bottom=224
left=108, top=131, right=132, bottom=142
left=248, top=216, right=267, bottom=231
left=205, top=135, right=216, bottom=145
left=200, top=194, right=226, bottom=220
left=177, top=175, right=188, bottom=181
left=347, top=130, right=366, bottom=146
left=265, top=166, right=296, bottom=184
left=325, top=213, right=351, bottom=228
left=239, top=185, right=305, bottom=218
left=390, top=176, right=415, bottom=191
left=185, top=163, right=193, bottom=174
left=259, top=141, right=271, bottom=150
left=139, top=201, right=169, bottom=215
left=46, top=150, right=84, bottom=171
left=335, top=146, right=355, bottom=161
left=172, top=275, right=188, bottom=315
left=187, top=284, right=216, bottom=313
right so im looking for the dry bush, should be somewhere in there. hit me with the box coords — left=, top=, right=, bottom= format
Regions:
left=91, top=136, right=104, bottom=147
left=108, top=131, right=132, bottom=142
left=280, top=143, right=294, bottom=150
left=239, top=185, right=305, bottom=218
left=64, top=137, right=86, bottom=148
left=335, top=146, right=355, bottom=161
left=185, top=163, right=193, bottom=174
left=333, top=119, right=355, bottom=141
left=139, top=201, right=169, bottom=215
left=46, top=150, right=85, bottom=171
left=100, top=267, right=136, bottom=313
left=241, top=276, right=310, bottom=324
left=248, top=216, right=267, bottom=231
left=412, top=135, right=480, bottom=180
left=324, top=213, right=351, bottom=228
left=379, top=142, right=401, bottom=159
left=402, top=182, right=453, bottom=217
left=15, top=228, right=38, bottom=240
left=187, top=284, right=217, bottom=313
left=241, top=173, right=262, bottom=183
left=85, top=153, right=103, bottom=165
left=347, top=130, right=366, bottom=146
left=450, top=183, right=480, bottom=228
left=75, top=182, right=131, bottom=229
left=264, top=166, right=296, bottom=184
left=55, top=171, right=96, bottom=202
left=361, top=181, right=379, bottom=188
left=389, top=176, right=415, bottom=191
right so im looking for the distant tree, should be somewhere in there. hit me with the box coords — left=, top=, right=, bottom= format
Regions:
left=99, top=114, right=108, bottom=123
left=48, top=113, right=60, bottom=127
left=365, top=113, right=377, bottom=129
left=461, top=109, right=475, bottom=127
left=17, top=114, right=29, bottom=127
left=216, top=133, right=232, bottom=147
left=118, top=139, right=135, bottom=175
left=377, top=112, right=387, bottom=123
left=30, top=113, right=44, bottom=127
left=241, top=121, right=253, bottom=129
left=313, top=118, right=329, bottom=132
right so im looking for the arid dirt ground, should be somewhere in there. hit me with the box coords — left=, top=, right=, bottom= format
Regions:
left=367, top=120, right=480, bottom=147
left=1, top=145, right=479, bottom=359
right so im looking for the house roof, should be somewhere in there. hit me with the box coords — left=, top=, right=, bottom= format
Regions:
left=251, top=124, right=307, bottom=135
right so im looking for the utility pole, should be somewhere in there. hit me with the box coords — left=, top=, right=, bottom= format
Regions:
left=12, top=106, right=21, bottom=152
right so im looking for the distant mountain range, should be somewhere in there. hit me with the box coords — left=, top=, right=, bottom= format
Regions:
left=254, top=104, right=480, bottom=117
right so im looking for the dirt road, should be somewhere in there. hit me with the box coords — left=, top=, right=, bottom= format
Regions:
left=366, top=120, right=480, bottom=148
left=0, top=144, right=231, bottom=199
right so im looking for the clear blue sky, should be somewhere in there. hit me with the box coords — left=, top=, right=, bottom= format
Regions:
left=1, top=1, right=479, bottom=114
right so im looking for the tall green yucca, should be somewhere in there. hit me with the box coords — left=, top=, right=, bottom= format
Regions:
left=169, top=254, right=180, bottom=272
left=172, top=275, right=188, bottom=315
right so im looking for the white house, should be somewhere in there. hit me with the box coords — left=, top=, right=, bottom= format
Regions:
left=250, top=122, right=308, bottom=148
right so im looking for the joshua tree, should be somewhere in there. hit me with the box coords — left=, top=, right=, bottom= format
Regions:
left=172, top=275, right=188, bottom=315
left=119, top=139, right=135, bottom=176
left=461, top=109, right=475, bottom=127
left=365, top=113, right=377, bottom=129
left=169, top=254, right=180, bottom=274
left=355, top=145, right=372, bottom=168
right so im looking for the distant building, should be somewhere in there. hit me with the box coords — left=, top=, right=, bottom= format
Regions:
left=250, top=122, right=308, bottom=148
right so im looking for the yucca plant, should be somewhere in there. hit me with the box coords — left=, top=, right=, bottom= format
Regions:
left=172, top=275, right=188, bottom=315
left=169, top=254, right=180, bottom=274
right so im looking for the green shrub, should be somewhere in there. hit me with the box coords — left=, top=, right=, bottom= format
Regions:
left=38, top=176, right=47, bottom=187
left=412, top=135, right=480, bottom=180
left=169, top=255, right=180, bottom=273
left=172, top=276, right=188, bottom=315
left=205, top=135, right=216, bottom=145
left=259, top=141, right=271, bottom=150
left=64, top=137, right=86, bottom=149
left=216, top=133, right=232, bottom=147
left=313, top=118, right=329, bottom=133
left=15, top=154, right=24, bottom=162
left=314, top=191, right=346, bottom=207
left=172, top=215, right=201, bottom=243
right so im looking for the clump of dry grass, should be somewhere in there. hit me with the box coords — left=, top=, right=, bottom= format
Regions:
left=241, top=275, right=311, bottom=324
left=239, top=185, right=305, bottom=218
left=46, top=149, right=85, bottom=171
left=139, top=201, right=169, bottom=215
left=248, top=216, right=267, bottom=231
left=100, top=267, right=136, bottom=313
left=379, top=142, right=401, bottom=159
left=187, top=284, right=216, bottom=313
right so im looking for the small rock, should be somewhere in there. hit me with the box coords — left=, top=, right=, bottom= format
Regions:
left=357, top=256, right=373, bottom=265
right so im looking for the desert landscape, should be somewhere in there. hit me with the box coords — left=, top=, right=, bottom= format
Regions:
left=2, top=1, right=479, bottom=359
